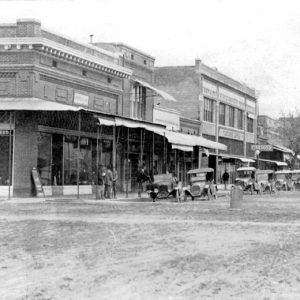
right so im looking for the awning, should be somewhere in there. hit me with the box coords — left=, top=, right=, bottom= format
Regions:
left=98, top=116, right=116, bottom=127
left=164, top=130, right=227, bottom=151
left=134, top=78, right=177, bottom=102
left=114, top=117, right=166, bottom=135
left=272, top=144, right=294, bottom=155
left=172, top=144, right=194, bottom=152
left=259, top=159, right=288, bottom=166
left=0, top=97, right=84, bottom=111
left=221, top=155, right=255, bottom=163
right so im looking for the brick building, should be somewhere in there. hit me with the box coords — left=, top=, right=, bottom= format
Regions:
left=0, top=19, right=226, bottom=197
left=154, top=59, right=258, bottom=183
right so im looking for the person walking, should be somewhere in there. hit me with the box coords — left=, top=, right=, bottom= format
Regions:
left=137, top=165, right=149, bottom=197
left=112, top=167, right=118, bottom=199
left=104, top=165, right=113, bottom=199
left=222, top=170, right=229, bottom=190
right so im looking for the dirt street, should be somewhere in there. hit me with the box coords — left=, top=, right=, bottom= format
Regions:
left=1, top=192, right=300, bottom=300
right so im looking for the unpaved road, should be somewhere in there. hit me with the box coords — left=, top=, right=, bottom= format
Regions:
left=0, top=192, right=300, bottom=300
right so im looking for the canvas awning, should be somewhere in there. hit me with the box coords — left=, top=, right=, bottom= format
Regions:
left=0, top=97, right=85, bottom=111
left=164, top=130, right=227, bottom=151
left=134, top=78, right=177, bottom=102
left=259, top=159, right=288, bottom=166
left=171, top=144, right=194, bottom=152
left=221, top=155, right=255, bottom=163
left=273, top=144, right=294, bottom=155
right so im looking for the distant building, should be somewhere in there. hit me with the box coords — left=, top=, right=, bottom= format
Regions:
left=154, top=59, right=258, bottom=183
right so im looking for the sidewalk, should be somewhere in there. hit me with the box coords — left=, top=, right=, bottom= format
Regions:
left=0, top=187, right=230, bottom=204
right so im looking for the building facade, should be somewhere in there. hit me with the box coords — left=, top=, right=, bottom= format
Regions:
left=0, top=19, right=226, bottom=197
left=154, top=59, right=258, bottom=183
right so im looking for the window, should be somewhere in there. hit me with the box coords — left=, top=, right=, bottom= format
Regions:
left=228, top=106, right=235, bottom=127
left=144, top=59, right=147, bottom=65
left=107, top=77, right=111, bottom=83
left=204, top=98, right=214, bottom=122
left=219, top=103, right=225, bottom=125
left=237, top=109, right=244, bottom=130
left=247, top=117, right=254, bottom=133
left=52, top=60, right=57, bottom=67
left=0, top=132, right=13, bottom=185
left=131, top=54, right=134, bottom=60
left=131, top=85, right=146, bottom=120
left=82, top=70, right=87, bottom=76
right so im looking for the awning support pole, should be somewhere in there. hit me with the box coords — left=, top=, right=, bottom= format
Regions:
left=96, top=124, right=100, bottom=199
left=8, top=111, right=12, bottom=200
left=113, top=124, right=116, bottom=169
left=140, top=128, right=143, bottom=167
left=126, top=127, right=129, bottom=198
left=164, top=132, right=166, bottom=172
left=183, top=151, right=186, bottom=186
left=152, top=132, right=154, bottom=172
left=76, top=111, right=81, bottom=200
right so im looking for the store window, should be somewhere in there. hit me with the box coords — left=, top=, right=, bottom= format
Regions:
left=228, top=106, right=235, bottom=127
left=237, top=109, right=244, bottom=130
left=0, top=132, right=13, bottom=186
left=204, top=98, right=214, bottom=123
left=219, top=103, right=225, bottom=125
left=37, top=133, right=52, bottom=185
left=247, top=117, right=254, bottom=133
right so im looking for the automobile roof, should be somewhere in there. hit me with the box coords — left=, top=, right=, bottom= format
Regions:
left=187, top=168, right=214, bottom=174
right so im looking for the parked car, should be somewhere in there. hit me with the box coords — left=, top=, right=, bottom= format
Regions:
left=235, top=167, right=261, bottom=195
left=275, top=170, right=294, bottom=191
left=184, top=168, right=217, bottom=200
left=256, top=169, right=276, bottom=193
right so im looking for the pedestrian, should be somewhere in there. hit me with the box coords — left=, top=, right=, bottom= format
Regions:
left=97, top=166, right=105, bottom=199
left=137, top=165, right=150, bottom=197
left=104, top=165, right=113, bottom=199
left=112, top=167, right=118, bottom=199
left=222, top=170, right=229, bottom=190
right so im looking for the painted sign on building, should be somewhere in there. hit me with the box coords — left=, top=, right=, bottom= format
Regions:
left=153, top=106, right=180, bottom=130
left=251, top=144, right=273, bottom=152
left=219, top=127, right=244, bottom=141
left=74, top=92, right=89, bottom=106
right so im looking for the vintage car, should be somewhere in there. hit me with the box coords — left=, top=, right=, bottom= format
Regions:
left=256, top=169, right=276, bottom=193
left=146, top=173, right=182, bottom=202
left=184, top=168, right=217, bottom=200
left=235, top=167, right=261, bottom=195
left=275, top=170, right=294, bottom=191
left=291, top=170, right=300, bottom=190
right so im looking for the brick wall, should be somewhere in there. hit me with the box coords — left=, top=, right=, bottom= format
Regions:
left=154, top=66, right=200, bottom=120
left=13, top=112, right=39, bottom=197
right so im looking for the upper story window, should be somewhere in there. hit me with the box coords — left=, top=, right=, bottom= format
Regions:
left=143, top=59, right=147, bottom=65
left=52, top=60, right=57, bottom=68
left=228, top=106, right=235, bottom=127
left=219, top=103, right=225, bottom=125
left=131, top=54, right=134, bottom=60
left=247, top=116, right=254, bottom=133
left=131, top=85, right=146, bottom=120
left=82, top=70, right=87, bottom=76
left=107, top=77, right=111, bottom=83
left=237, top=109, right=244, bottom=130
left=204, top=98, right=214, bottom=123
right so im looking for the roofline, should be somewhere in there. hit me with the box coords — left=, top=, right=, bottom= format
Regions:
left=99, top=42, right=156, bottom=60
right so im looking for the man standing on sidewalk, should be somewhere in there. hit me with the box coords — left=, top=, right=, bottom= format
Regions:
left=104, top=165, right=113, bottom=199
left=112, top=167, right=118, bottom=199
left=222, top=170, right=229, bottom=190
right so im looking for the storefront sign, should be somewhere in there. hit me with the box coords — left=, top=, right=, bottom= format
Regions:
left=0, top=130, right=11, bottom=135
left=74, top=93, right=89, bottom=106
left=153, top=107, right=180, bottom=130
left=251, top=144, right=273, bottom=152
left=219, top=128, right=244, bottom=141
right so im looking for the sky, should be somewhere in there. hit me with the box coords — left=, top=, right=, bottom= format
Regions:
left=1, top=0, right=300, bottom=117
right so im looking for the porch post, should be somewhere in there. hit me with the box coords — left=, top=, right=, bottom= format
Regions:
left=76, top=111, right=81, bottom=200
left=8, top=111, right=13, bottom=200
left=96, top=124, right=100, bottom=199
left=112, top=124, right=116, bottom=168
left=126, top=127, right=129, bottom=198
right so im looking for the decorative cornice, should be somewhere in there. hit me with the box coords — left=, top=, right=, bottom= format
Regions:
left=0, top=37, right=132, bottom=79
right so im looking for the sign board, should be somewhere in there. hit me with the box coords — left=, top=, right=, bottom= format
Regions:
left=74, top=93, right=89, bottom=106
left=251, top=144, right=273, bottom=152
left=219, top=128, right=244, bottom=141
left=31, top=168, right=44, bottom=197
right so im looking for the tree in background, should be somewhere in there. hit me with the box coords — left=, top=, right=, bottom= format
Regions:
left=279, top=110, right=300, bottom=169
